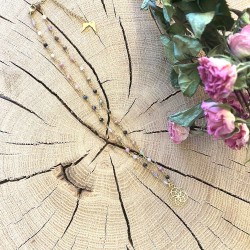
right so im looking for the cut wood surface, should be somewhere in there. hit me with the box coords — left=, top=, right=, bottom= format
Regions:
left=0, top=0, right=250, bottom=249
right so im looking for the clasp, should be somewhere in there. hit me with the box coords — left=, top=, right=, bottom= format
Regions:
left=29, top=3, right=41, bottom=15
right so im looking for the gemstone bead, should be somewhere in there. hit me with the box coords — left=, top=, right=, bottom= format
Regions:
left=80, top=66, right=84, bottom=71
left=123, top=130, right=128, bottom=135
left=108, top=128, right=113, bottom=133
left=48, top=26, right=53, bottom=31
left=43, top=43, right=48, bottom=48
left=83, top=95, right=88, bottom=100
left=70, top=56, right=75, bottom=63
left=31, top=19, right=36, bottom=27
left=59, top=62, right=64, bottom=68
left=114, top=120, right=119, bottom=125
left=163, top=180, right=169, bottom=186
left=42, top=15, right=47, bottom=20
left=50, top=53, right=55, bottom=58
left=93, top=89, right=97, bottom=94
left=143, top=162, right=148, bottom=168
left=92, top=105, right=97, bottom=110
left=66, top=74, right=72, bottom=80
left=54, top=36, right=59, bottom=41
left=87, top=77, right=91, bottom=82
left=133, top=154, right=138, bottom=159
left=125, top=148, right=130, bottom=153
left=147, top=158, right=152, bottom=162
left=75, top=84, right=80, bottom=89
left=157, top=166, right=163, bottom=172
left=99, top=99, right=103, bottom=105
left=99, top=117, right=104, bottom=122
left=63, top=45, right=67, bottom=50
left=165, top=175, right=170, bottom=179
left=152, top=172, right=158, bottom=178
left=37, top=31, right=42, bottom=36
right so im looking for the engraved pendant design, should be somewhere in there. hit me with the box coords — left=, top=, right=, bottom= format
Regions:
left=169, top=186, right=188, bottom=207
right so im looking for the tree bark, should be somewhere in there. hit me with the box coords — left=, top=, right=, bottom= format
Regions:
left=0, top=0, right=250, bottom=249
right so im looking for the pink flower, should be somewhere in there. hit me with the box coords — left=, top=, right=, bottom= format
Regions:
left=198, top=57, right=237, bottom=101
left=201, top=101, right=236, bottom=139
left=167, top=121, right=190, bottom=144
left=222, top=91, right=250, bottom=119
left=228, top=24, right=250, bottom=59
left=224, top=123, right=249, bottom=150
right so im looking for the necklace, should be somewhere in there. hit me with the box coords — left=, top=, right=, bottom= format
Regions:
left=28, top=0, right=188, bottom=207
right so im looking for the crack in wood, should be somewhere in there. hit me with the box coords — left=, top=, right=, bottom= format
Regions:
left=61, top=190, right=82, bottom=238
left=89, top=143, right=108, bottom=164
left=207, top=226, right=232, bottom=250
left=0, top=60, right=10, bottom=66
left=100, top=0, right=107, bottom=15
left=188, top=149, right=211, bottom=158
left=5, top=141, right=73, bottom=146
left=131, top=172, right=204, bottom=250
left=0, top=94, right=51, bottom=126
left=0, top=15, right=14, bottom=24
left=119, top=18, right=133, bottom=98
left=144, top=130, right=168, bottom=134
left=9, top=186, right=58, bottom=226
left=17, top=211, right=55, bottom=249
left=128, top=129, right=144, bottom=135
left=101, top=79, right=113, bottom=85
left=103, top=205, right=109, bottom=248
left=223, top=217, right=250, bottom=236
left=139, top=99, right=159, bottom=116
left=160, top=90, right=181, bottom=103
left=111, top=0, right=116, bottom=17
left=120, top=98, right=136, bottom=122
left=110, top=156, right=134, bottom=248
left=149, top=7, right=163, bottom=35
left=12, top=29, right=33, bottom=43
left=42, top=16, right=111, bottom=130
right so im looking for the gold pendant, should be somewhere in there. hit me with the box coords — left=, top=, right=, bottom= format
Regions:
left=169, top=186, right=188, bottom=207
left=81, top=21, right=96, bottom=32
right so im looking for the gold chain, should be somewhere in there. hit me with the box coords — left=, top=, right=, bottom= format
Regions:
left=28, top=1, right=188, bottom=207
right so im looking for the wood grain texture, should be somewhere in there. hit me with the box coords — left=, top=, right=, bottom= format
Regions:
left=0, top=0, right=250, bottom=249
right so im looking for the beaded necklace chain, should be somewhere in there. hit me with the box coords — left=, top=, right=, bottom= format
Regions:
left=28, top=0, right=188, bottom=207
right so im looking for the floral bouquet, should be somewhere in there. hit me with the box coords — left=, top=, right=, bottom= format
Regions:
left=141, top=0, right=250, bottom=150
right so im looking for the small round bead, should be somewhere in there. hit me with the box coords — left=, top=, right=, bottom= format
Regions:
left=152, top=172, right=158, bottom=178
left=67, top=74, right=72, bottom=80
left=83, top=95, right=88, bottom=100
left=143, top=162, right=148, bottom=168
left=114, top=120, right=119, bottom=125
left=48, top=26, right=53, bottom=31
left=132, top=141, right=136, bottom=145
left=125, top=148, right=130, bottom=153
left=31, top=19, right=36, bottom=27
left=123, top=130, right=128, bottom=135
left=54, top=36, right=59, bottom=41
left=50, top=53, right=55, bottom=58
left=99, top=117, right=104, bottom=122
left=99, top=99, right=103, bottom=105
left=92, top=105, right=97, bottom=110
left=59, top=62, right=64, bottom=68
left=70, top=56, right=75, bottom=63
left=42, top=15, right=47, bottom=20
left=108, top=128, right=113, bottom=133
left=147, top=158, right=151, bottom=162
left=163, top=180, right=169, bottom=185
left=157, top=166, right=163, bottom=171
left=165, top=175, right=170, bottom=180
left=63, top=45, right=67, bottom=50
left=133, top=154, right=138, bottom=159
left=43, top=43, right=48, bottom=48
left=93, top=89, right=97, bottom=94
left=139, top=150, right=144, bottom=156
left=80, top=66, right=84, bottom=71
left=75, top=84, right=80, bottom=89
left=37, top=31, right=42, bottom=36
left=87, top=77, right=91, bottom=82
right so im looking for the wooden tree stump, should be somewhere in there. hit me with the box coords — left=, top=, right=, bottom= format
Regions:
left=1, top=0, right=250, bottom=249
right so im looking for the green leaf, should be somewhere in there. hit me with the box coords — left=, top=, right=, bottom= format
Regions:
left=163, top=4, right=175, bottom=23
left=177, top=63, right=201, bottom=97
left=141, top=0, right=152, bottom=10
left=234, top=71, right=248, bottom=90
left=172, top=35, right=202, bottom=61
left=167, top=23, right=186, bottom=35
left=240, top=9, right=250, bottom=25
left=170, top=68, right=180, bottom=89
left=186, top=12, right=215, bottom=39
left=169, top=103, right=204, bottom=127
left=172, top=1, right=201, bottom=14
left=207, top=44, right=226, bottom=57
left=160, top=35, right=178, bottom=64
left=150, top=3, right=169, bottom=30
